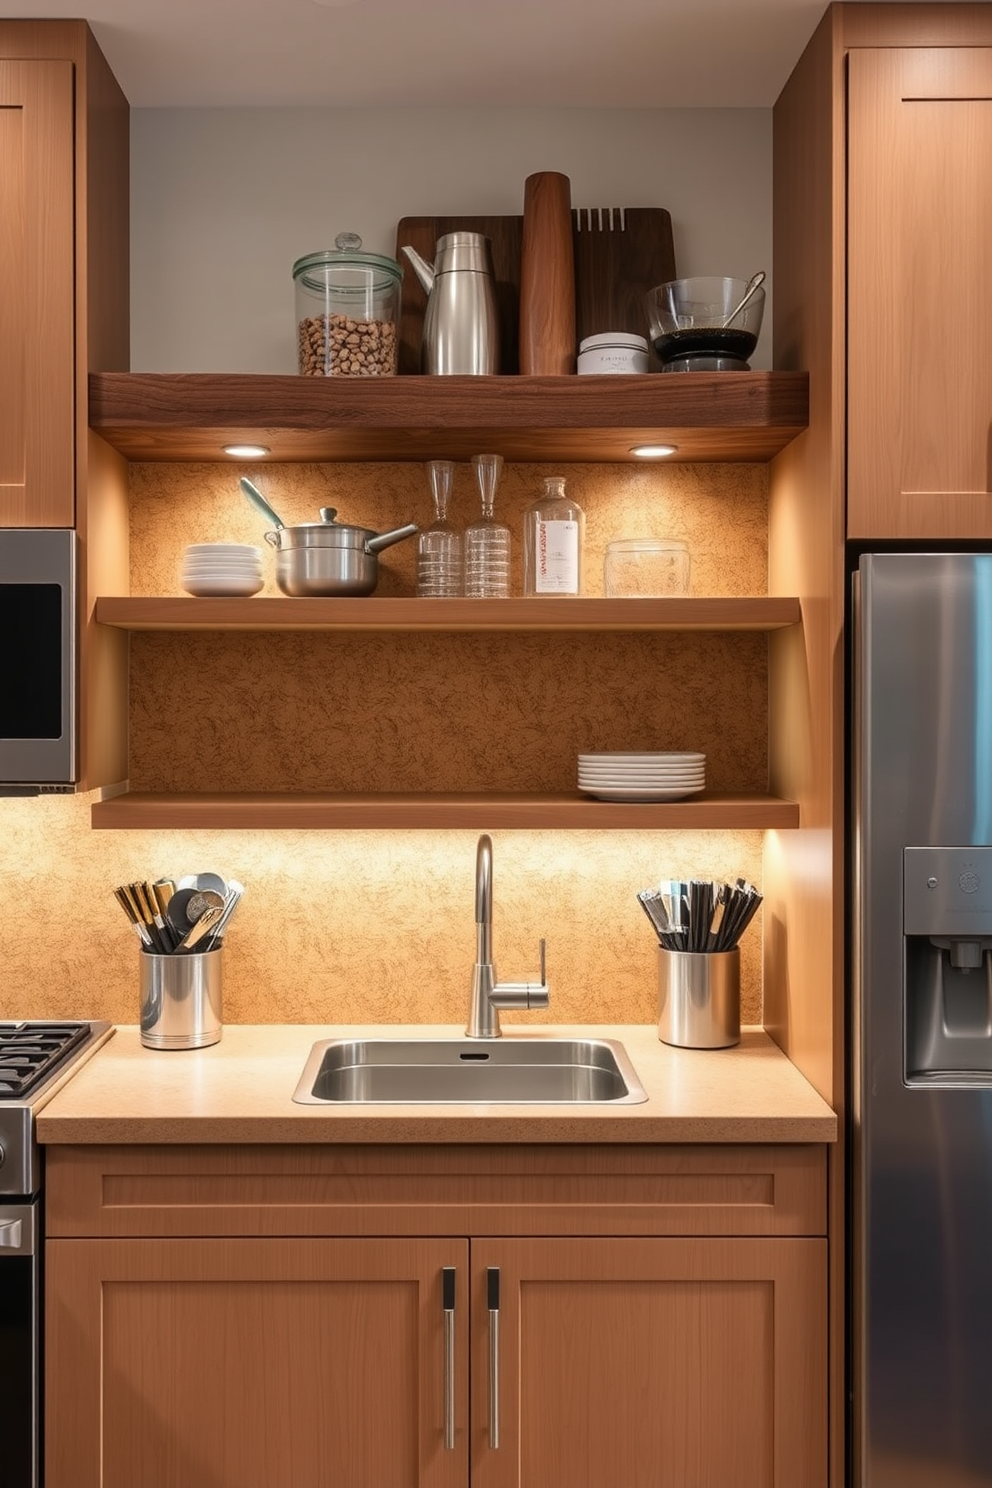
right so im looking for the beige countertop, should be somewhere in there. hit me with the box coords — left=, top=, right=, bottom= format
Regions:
left=36, top=1023, right=836, bottom=1145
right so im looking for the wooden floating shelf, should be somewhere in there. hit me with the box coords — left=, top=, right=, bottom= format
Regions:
left=91, top=792, right=800, bottom=832
left=95, top=595, right=802, bottom=633
left=89, top=371, right=809, bottom=464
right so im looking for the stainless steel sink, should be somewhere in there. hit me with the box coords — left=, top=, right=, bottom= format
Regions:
left=292, top=1036, right=648, bottom=1105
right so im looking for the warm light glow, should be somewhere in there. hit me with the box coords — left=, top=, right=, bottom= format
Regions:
left=222, top=444, right=270, bottom=459
left=630, top=444, right=678, bottom=459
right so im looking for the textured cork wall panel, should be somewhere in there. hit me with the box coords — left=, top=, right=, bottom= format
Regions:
left=0, top=794, right=763, bottom=1027
left=128, top=460, right=769, bottom=795
left=128, top=629, right=767, bottom=794
left=0, top=459, right=771, bottom=1030
left=127, top=461, right=768, bottom=599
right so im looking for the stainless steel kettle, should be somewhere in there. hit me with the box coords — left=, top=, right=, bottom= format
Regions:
left=401, top=231, right=500, bottom=375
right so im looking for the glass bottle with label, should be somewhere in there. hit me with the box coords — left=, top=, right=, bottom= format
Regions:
left=523, top=475, right=585, bottom=596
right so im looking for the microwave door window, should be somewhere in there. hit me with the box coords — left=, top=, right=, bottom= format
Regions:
left=0, top=583, right=63, bottom=739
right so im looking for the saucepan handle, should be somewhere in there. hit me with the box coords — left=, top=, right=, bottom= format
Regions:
left=365, top=523, right=419, bottom=556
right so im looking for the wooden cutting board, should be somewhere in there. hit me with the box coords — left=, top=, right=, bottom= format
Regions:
left=572, top=206, right=675, bottom=355
left=395, top=206, right=675, bottom=375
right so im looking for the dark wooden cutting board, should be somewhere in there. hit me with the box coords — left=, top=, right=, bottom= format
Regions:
left=395, top=206, right=675, bottom=375
left=572, top=206, right=675, bottom=352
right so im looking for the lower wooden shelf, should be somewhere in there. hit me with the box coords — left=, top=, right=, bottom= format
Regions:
left=90, top=792, right=800, bottom=831
left=94, top=596, right=802, bottom=632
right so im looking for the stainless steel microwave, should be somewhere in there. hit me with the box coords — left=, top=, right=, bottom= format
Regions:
left=0, top=529, right=76, bottom=793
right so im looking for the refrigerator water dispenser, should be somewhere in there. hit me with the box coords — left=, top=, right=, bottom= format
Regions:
left=904, top=846, right=992, bottom=1080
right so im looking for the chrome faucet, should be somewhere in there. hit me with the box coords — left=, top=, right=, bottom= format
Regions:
left=466, top=833, right=550, bottom=1038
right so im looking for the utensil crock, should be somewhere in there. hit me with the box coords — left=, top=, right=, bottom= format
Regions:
left=140, top=946, right=223, bottom=1050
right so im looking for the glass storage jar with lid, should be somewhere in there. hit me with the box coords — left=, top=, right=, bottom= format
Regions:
left=293, top=232, right=402, bottom=377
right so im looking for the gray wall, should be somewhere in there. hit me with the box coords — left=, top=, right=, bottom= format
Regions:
left=131, top=106, right=772, bottom=372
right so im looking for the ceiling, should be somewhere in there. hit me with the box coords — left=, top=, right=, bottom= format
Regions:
left=0, top=0, right=849, bottom=107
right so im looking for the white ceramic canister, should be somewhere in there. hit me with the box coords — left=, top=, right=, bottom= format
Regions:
left=576, top=332, right=649, bottom=375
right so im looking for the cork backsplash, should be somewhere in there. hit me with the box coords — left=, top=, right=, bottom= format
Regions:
left=0, top=459, right=771, bottom=1029
left=0, top=796, right=764, bottom=1028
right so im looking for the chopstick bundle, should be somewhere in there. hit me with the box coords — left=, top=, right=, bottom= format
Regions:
left=637, top=877, right=762, bottom=953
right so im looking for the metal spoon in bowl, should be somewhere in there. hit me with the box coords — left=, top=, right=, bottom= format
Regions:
left=722, top=270, right=766, bottom=328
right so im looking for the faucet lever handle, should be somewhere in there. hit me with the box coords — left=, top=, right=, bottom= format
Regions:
left=539, top=937, right=546, bottom=985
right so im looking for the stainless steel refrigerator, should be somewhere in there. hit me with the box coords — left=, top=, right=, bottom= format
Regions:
left=854, top=552, right=992, bottom=1488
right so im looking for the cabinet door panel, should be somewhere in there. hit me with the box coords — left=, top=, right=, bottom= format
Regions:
left=0, top=59, right=74, bottom=526
left=848, top=48, right=992, bottom=538
left=471, top=1237, right=826, bottom=1488
left=46, top=1237, right=469, bottom=1488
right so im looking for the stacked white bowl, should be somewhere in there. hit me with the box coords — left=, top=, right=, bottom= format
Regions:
left=181, top=543, right=264, bottom=597
left=578, top=752, right=706, bottom=802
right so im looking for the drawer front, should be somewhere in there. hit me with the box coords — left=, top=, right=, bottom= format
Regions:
left=45, top=1143, right=827, bottom=1238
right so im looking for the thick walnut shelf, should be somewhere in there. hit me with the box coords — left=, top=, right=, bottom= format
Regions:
left=90, top=792, right=800, bottom=831
left=95, top=595, right=802, bottom=632
left=88, top=371, right=809, bottom=464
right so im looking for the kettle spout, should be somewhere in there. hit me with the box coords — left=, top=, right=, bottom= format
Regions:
left=401, top=245, right=434, bottom=295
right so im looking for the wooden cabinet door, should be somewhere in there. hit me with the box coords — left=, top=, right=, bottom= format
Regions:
left=470, top=1236, right=826, bottom=1488
left=46, top=1236, right=469, bottom=1488
left=0, top=59, right=75, bottom=526
left=848, top=48, right=992, bottom=539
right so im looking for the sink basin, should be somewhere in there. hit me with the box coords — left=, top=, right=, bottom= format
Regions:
left=292, top=1037, right=648, bottom=1105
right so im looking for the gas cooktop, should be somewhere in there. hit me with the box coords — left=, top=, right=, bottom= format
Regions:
left=0, top=1022, right=93, bottom=1099
left=0, top=1020, right=112, bottom=1198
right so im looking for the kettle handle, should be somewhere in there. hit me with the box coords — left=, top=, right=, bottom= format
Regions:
left=365, top=523, right=419, bottom=556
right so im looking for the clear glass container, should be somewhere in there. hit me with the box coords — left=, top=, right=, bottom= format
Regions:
left=603, top=539, right=690, bottom=597
left=416, top=460, right=463, bottom=598
left=523, top=475, right=585, bottom=596
left=292, top=232, right=402, bottom=377
left=464, top=453, right=511, bottom=598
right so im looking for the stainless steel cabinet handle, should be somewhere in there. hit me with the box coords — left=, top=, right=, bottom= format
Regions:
left=442, top=1267, right=456, bottom=1450
left=488, top=1266, right=500, bottom=1450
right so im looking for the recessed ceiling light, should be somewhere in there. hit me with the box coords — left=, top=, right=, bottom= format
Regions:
left=311, top=0, right=362, bottom=8
left=629, top=444, right=678, bottom=458
left=223, top=444, right=271, bottom=459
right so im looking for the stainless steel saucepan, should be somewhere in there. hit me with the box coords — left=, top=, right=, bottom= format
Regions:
left=240, top=478, right=417, bottom=596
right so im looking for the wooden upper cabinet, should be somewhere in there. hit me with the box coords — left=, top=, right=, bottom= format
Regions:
left=0, top=59, right=75, bottom=526
left=848, top=47, right=992, bottom=539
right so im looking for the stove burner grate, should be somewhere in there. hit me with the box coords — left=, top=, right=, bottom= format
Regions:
left=0, top=1022, right=90, bottom=1097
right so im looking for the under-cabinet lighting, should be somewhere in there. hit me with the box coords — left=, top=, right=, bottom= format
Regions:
left=222, top=444, right=271, bottom=459
left=629, top=444, right=678, bottom=458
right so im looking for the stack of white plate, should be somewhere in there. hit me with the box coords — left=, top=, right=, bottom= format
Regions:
left=578, top=752, right=706, bottom=802
left=181, top=544, right=264, bottom=597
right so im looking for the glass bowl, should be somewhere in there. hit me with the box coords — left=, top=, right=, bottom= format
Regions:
left=604, top=539, right=690, bottom=598
left=645, top=276, right=765, bottom=372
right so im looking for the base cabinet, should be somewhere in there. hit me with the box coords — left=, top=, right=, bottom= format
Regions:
left=47, top=1236, right=826, bottom=1488
left=46, top=1237, right=471, bottom=1488
left=44, top=1144, right=829, bottom=1488
left=472, top=1238, right=826, bottom=1488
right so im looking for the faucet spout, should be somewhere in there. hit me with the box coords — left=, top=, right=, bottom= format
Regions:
left=465, top=833, right=549, bottom=1039
left=476, top=832, right=493, bottom=967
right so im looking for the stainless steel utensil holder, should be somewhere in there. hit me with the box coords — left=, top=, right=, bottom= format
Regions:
left=139, top=946, right=223, bottom=1050
left=657, top=947, right=740, bottom=1049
